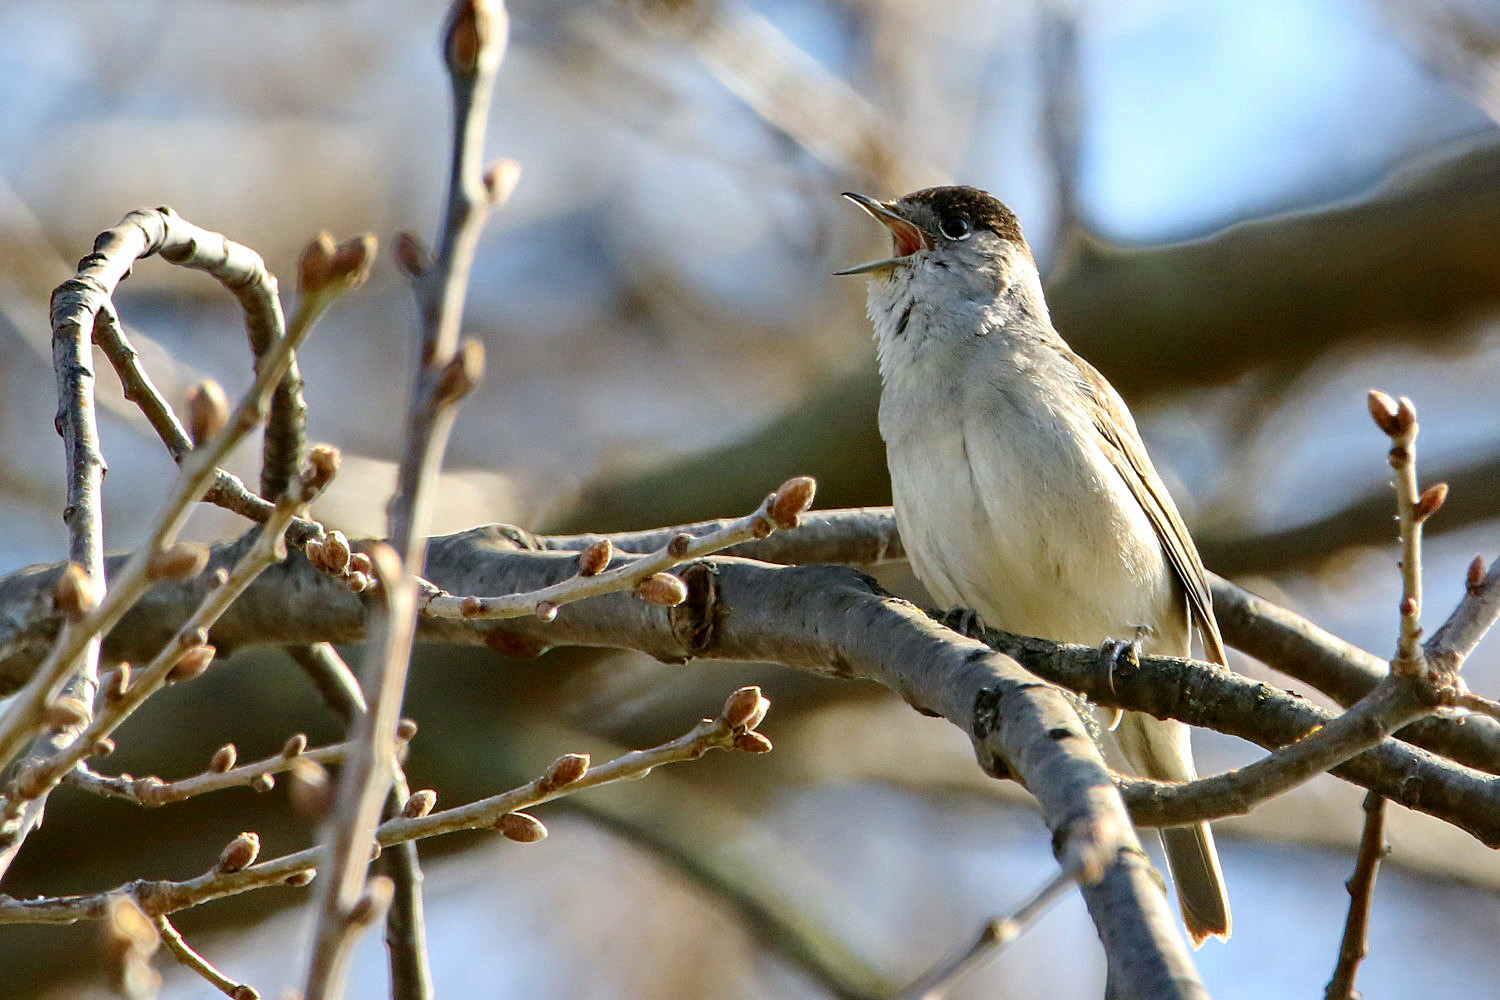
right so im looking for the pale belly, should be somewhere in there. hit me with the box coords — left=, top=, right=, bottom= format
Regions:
left=884, top=398, right=1188, bottom=654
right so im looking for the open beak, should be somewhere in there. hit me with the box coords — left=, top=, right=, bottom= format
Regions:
left=834, top=192, right=933, bottom=275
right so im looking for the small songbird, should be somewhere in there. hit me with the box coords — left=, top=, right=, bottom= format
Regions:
left=838, top=185, right=1231, bottom=946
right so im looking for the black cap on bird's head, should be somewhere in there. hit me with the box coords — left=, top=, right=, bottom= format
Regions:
left=835, top=185, right=1029, bottom=275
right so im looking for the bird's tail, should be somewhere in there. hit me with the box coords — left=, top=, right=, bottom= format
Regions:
left=1160, top=822, right=1231, bottom=946
left=1115, top=711, right=1231, bottom=946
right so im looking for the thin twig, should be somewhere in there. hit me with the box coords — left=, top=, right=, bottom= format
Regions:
left=63, top=734, right=356, bottom=807
left=1110, top=673, right=1431, bottom=828
left=419, top=476, right=816, bottom=620
left=0, top=688, right=772, bottom=926
left=895, top=866, right=1077, bottom=1000
left=153, top=915, right=259, bottom=1000
left=0, top=243, right=351, bottom=777
left=1373, top=391, right=1427, bottom=674
left=0, top=502, right=298, bottom=822
left=301, top=6, right=508, bottom=997
left=1324, top=793, right=1388, bottom=1000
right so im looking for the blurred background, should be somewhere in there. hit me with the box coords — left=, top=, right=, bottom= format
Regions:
left=4, top=0, right=1500, bottom=996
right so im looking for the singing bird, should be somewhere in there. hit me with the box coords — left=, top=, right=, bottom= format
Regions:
left=839, top=185, right=1230, bottom=945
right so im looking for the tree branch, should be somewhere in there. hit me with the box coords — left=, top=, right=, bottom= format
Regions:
left=0, top=688, right=774, bottom=926
left=1322, top=792, right=1387, bottom=1000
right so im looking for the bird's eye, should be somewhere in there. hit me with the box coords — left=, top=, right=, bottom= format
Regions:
left=939, top=215, right=970, bottom=240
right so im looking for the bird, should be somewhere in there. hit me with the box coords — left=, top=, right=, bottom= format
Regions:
left=837, top=184, right=1231, bottom=946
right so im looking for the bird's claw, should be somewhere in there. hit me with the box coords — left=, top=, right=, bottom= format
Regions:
left=944, top=607, right=987, bottom=641
left=1098, top=630, right=1146, bottom=731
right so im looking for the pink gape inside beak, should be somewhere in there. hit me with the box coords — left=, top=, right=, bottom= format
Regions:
left=886, top=215, right=931, bottom=257
left=834, top=192, right=933, bottom=276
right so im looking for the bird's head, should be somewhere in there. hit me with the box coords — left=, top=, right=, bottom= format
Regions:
left=836, top=185, right=1034, bottom=293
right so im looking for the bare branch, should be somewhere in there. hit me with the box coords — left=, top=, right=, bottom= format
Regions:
left=1322, top=793, right=1388, bottom=1000
left=0, top=502, right=297, bottom=824
left=63, top=733, right=357, bottom=808
left=895, top=866, right=1077, bottom=1000
left=0, top=688, right=774, bottom=926
left=302, top=3, right=509, bottom=996
left=420, top=476, right=816, bottom=620
left=153, top=915, right=260, bottom=1000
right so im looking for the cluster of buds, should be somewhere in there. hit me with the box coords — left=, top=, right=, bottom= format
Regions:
left=719, top=685, right=773, bottom=754
left=304, top=529, right=376, bottom=593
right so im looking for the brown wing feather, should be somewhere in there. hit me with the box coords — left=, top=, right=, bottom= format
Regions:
left=1065, top=351, right=1228, bottom=667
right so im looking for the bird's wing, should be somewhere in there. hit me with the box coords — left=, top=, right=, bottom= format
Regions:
left=1066, top=351, right=1228, bottom=667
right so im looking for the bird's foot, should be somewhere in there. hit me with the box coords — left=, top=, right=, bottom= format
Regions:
left=1097, top=626, right=1149, bottom=731
left=943, top=607, right=988, bottom=641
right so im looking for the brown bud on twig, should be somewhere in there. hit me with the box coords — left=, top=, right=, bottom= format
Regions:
left=349, top=551, right=373, bottom=576
left=281, top=733, right=307, bottom=758
left=214, top=832, right=261, bottom=873
left=496, top=812, right=547, bottom=843
left=769, top=476, right=817, bottom=529
left=751, top=515, right=774, bottom=539
left=303, top=444, right=340, bottom=497
left=147, top=542, right=209, bottom=581
left=396, top=718, right=419, bottom=742
left=1415, top=482, right=1448, bottom=521
left=283, top=869, right=316, bottom=887
left=734, top=731, right=774, bottom=754
left=394, top=230, right=429, bottom=279
left=209, top=568, right=229, bottom=587
left=720, top=686, right=770, bottom=731
left=1395, top=395, right=1417, bottom=436
left=320, top=531, right=351, bottom=574
left=403, top=789, right=437, bottom=818
left=287, top=758, right=333, bottom=819
left=250, top=773, right=275, bottom=793
left=543, top=753, right=590, bottom=790
left=1468, top=556, right=1488, bottom=594
left=328, top=234, right=376, bottom=292
left=345, top=571, right=371, bottom=593
left=444, top=0, right=506, bottom=77
left=104, top=664, right=131, bottom=706
left=1400, top=596, right=1417, bottom=617
left=483, top=160, right=521, bottom=207
left=433, top=337, right=485, bottom=406
left=298, top=232, right=337, bottom=295
left=167, top=645, right=216, bottom=684
left=667, top=533, right=693, bottom=558
left=178, top=626, right=208, bottom=648
left=577, top=539, right=612, bottom=576
left=55, top=562, right=99, bottom=619
left=210, top=744, right=237, bottom=773
left=44, top=697, right=89, bottom=730
left=459, top=595, right=484, bottom=617
left=348, top=876, right=394, bottom=929
left=635, top=573, right=687, bottom=607
left=186, top=380, right=229, bottom=448
left=231, top=985, right=259, bottom=1000
left=534, top=601, right=558, bottom=622
left=132, top=776, right=169, bottom=807
left=91, top=738, right=115, bottom=758
left=1367, top=389, right=1401, bottom=436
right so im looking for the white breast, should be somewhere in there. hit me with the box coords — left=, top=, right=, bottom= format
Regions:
left=876, top=306, right=1183, bottom=650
